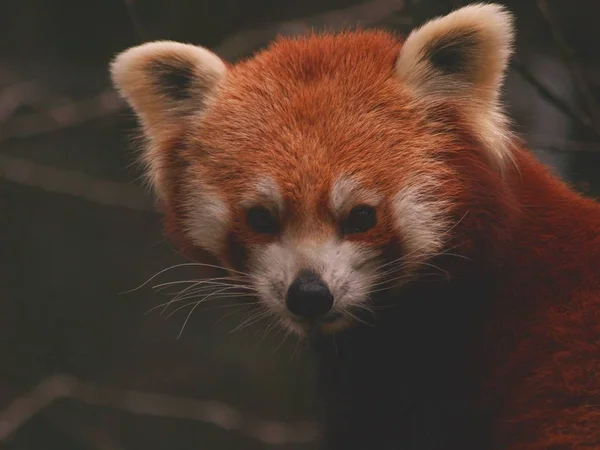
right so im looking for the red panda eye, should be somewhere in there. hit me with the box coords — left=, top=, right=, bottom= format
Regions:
left=343, top=205, right=377, bottom=234
left=247, top=206, right=279, bottom=235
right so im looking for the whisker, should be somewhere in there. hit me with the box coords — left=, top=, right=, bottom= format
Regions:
left=412, top=261, right=450, bottom=278
left=367, top=272, right=416, bottom=289
left=368, top=211, right=471, bottom=277
left=176, top=281, right=256, bottom=293
left=164, top=277, right=254, bottom=312
left=121, top=262, right=251, bottom=294
left=145, top=292, right=250, bottom=316
left=444, top=209, right=470, bottom=237
left=350, top=303, right=377, bottom=319
left=261, top=321, right=278, bottom=341
left=289, top=336, right=303, bottom=362
left=343, top=308, right=374, bottom=328
left=152, top=276, right=248, bottom=290
left=153, top=281, right=248, bottom=297
left=213, top=304, right=257, bottom=326
left=177, top=286, right=255, bottom=301
left=176, top=285, right=251, bottom=339
left=434, top=250, right=472, bottom=262
left=368, top=272, right=446, bottom=294
left=166, top=288, right=245, bottom=318
left=272, top=327, right=293, bottom=356
left=371, top=247, right=460, bottom=285
left=229, top=310, right=272, bottom=334
left=161, top=281, right=213, bottom=314
left=177, top=301, right=203, bottom=339
left=165, top=287, right=255, bottom=310
left=172, top=287, right=252, bottom=303
left=169, top=283, right=256, bottom=303
left=203, top=301, right=256, bottom=312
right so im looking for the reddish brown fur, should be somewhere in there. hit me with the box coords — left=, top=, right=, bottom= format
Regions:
left=127, top=31, right=600, bottom=448
left=166, top=32, right=514, bottom=264
left=482, top=150, right=600, bottom=449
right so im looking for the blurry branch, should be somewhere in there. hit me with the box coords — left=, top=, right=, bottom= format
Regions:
left=0, top=0, right=407, bottom=143
left=0, top=81, right=70, bottom=122
left=0, top=88, right=125, bottom=143
left=0, top=154, right=156, bottom=211
left=0, top=0, right=414, bottom=207
left=536, top=0, right=600, bottom=128
left=511, top=58, right=600, bottom=140
left=47, top=411, right=127, bottom=450
left=0, top=374, right=320, bottom=446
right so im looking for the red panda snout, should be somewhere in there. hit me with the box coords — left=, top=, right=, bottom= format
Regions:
left=250, top=236, right=383, bottom=335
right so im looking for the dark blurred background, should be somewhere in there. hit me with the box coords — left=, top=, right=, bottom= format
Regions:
left=1, top=1, right=599, bottom=449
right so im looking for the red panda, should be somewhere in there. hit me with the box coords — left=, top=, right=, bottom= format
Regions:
left=110, top=3, right=600, bottom=449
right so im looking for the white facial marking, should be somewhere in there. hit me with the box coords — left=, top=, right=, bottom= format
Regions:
left=330, top=176, right=383, bottom=216
left=250, top=236, right=381, bottom=334
left=184, top=188, right=229, bottom=254
left=240, top=177, right=284, bottom=213
left=392, top=177, right=450, bottom=268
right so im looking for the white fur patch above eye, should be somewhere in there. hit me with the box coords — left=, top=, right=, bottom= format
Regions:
left=183, top=188, right=230, bottom=254
left=330, top=176, right=383, bottom=216
left=240, top=177, right=284, bottom=213
left=392, top=179, right=451, bottom=267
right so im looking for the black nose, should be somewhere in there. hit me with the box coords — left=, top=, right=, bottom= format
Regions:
left=285, top=270, right=334, bottom=320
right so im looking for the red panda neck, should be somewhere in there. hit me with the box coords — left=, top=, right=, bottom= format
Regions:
left=501, top=147, right=600, bottom=296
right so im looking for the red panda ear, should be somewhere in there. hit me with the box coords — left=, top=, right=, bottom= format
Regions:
left=111, top=41, right=226, bottom=132
left=396, top=3, right=515, bottom=167
left=110, top=41, right=227, bottom=197
left=397, top=3, right=514, bottom=104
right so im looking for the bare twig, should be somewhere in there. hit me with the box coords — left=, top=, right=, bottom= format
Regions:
left=511, top=58, right=600, bottom=140
left=0, top=81, right=70, bottom=122
left=537, top=0, right=600, bottom=129
left=0, top=375, right=320, bottom=446
left=0, top=89, right=125, bottom=142
left=47, top=411, right=127, bottom=450
left=0, top=0, right=406, bottom=144
left=0, top=154, right=156, bottom=211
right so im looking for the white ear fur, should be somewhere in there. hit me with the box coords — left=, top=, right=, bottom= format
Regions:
left=396, top=3, right=515, bottom=166
left=110, top=41, right=226, bottom=135
left=110, top=41, right=226, bottom=197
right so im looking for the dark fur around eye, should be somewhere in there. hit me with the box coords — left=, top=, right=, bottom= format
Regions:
left=247, top=206, right=279, bottom=234
left=343, top=205, right=377, bottom=234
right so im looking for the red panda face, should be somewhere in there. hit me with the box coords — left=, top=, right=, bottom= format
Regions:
left=111, top=4, right=516, bottom=335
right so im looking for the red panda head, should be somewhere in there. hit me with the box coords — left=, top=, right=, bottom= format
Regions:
left=111, top=3, right=517, bottom=335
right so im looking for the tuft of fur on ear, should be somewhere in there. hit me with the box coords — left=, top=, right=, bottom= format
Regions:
left=111, top=41, right=226, bottom=132
left=110, top=41, right=227, bottom=196
left=396, top=3, right=515, bottom=167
